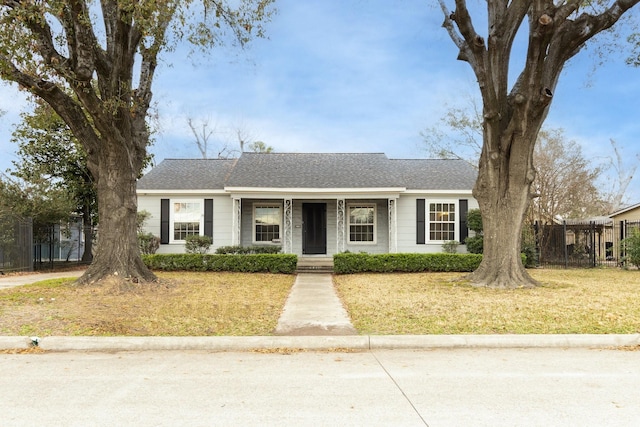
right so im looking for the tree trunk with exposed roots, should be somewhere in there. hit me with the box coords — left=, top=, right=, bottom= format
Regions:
left=76, top=139, right=156, bottom=285
left=469, top=130, right=539, bottom=288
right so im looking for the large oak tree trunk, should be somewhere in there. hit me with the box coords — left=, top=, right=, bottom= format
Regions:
left=76, top=139, right=156, bottom=285
left=470, top=180, right=536, bottom=288
left=469, top=127, right=540, bottom=289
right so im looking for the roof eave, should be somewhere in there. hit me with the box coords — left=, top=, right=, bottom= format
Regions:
left=224, top=187, right=406, bottom=199
left=609, top=202, right=640, bottom=218
left=137, top=189, right=227, bottom=195
left=403, top=189, right=474, bottom=195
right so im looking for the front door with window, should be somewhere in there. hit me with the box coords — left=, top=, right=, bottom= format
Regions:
left=302, top=203, right=327, bottom=254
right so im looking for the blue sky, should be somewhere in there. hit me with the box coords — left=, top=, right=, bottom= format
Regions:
left=1, top=0, right=639, bottom=203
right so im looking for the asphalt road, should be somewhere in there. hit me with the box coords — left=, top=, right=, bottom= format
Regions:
left=1, top=348, right=639, bottom=426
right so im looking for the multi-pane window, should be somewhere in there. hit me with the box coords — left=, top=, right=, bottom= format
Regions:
left=348, top=205, right=375, bottom=243
left=173, top=201, right=201, bottom=241
left=254, top=205, right=281, bottom=243
left=429, top=202, right=455, bottom=241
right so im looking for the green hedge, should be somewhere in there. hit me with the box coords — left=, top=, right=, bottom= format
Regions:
left=142, top=254, right=297, bottom=274
left=333, top=253, right=483, bottom=274
left=215, top=245, right=282, bottom=254
left=334, top=253, right=528, bottom=274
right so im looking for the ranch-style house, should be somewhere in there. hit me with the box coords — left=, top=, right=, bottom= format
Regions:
left=136, top=152, right=479, bottom=256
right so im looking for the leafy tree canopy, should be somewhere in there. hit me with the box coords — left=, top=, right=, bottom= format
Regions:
left=0, top=173, right=74, bottom=226
left=11, top=100, right=96, bottom=219
left=0, top=0, right=275, bottom=284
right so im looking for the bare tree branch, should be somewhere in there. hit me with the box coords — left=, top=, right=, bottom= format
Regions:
left=187, top=117, right=217, bottom=159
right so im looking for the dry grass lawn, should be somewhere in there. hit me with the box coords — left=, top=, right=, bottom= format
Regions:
left=2, top=268, right=639, bottom=336
left=0, top=272, right=294, bottom=337
left=334, top=269, right=640, bottom=334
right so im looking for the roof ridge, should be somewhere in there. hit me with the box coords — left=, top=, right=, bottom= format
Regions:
left=162, top=158, right=236, bottom=161
left=389, top=158, right=465, bottom=161
left=240, top=152, right=387, bottom=155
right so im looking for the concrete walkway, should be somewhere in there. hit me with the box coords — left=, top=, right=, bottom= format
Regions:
left=0, top=269, right=85, bottom=290
left=274, top=273, right=356, bottom=336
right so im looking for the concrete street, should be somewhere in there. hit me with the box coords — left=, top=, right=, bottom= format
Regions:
left=1, top=348, right=639, bottom=426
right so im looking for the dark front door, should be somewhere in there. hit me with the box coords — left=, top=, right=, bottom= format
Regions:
left=302, top=203, right=327, bottom=254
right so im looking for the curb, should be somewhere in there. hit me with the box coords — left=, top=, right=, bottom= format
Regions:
left=2, top=334, right=639, bottom=352
left=369, top=334, right=640, bottom=349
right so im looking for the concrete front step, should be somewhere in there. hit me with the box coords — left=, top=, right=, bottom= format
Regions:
left=296, top=257, right=334, bottom=273
left=296, top=267, right=334, bottom=274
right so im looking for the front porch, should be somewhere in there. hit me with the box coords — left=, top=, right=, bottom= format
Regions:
left=230, top=196, right=400, bottom=257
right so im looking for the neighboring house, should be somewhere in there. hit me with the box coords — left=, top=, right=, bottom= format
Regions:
left=136, top=153, right=478, bottom=256
left=537, top=203, right=640, bottom=267
left=610, top=202, right=640, bottom=257
left=610, top=202, right=640, bottom=223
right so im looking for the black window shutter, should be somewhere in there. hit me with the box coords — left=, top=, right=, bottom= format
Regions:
left=459, top=199, right=469, bottom=243
left=204, top=199, right=213, bottom=238
left=416, top=199, right=425, bottom=244
left=160, top=199, right=169, bottom=244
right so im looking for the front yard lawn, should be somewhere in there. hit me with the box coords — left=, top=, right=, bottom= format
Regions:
left=2, top=269, right=639, bottom=336
left=0, top=272, right=294, bottom=336
left=333, top=269, right=640, bottom=334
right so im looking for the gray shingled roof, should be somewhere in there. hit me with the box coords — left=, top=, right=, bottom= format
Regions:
left=225, top=153, right=405, bottom=188
left=137, top=159, right=236, bottom=190
left=390, top=159, right=477, bottom=190
left=136, top=154, right=477, bottom=191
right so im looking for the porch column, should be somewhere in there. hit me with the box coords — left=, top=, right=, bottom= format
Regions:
left=283, top=198, right=293, bottom=254
left=232, top=197, right=241, bottom=246
left=388, top=198, right=397, bottom=253
left=337, top=198, right=345, bottom=253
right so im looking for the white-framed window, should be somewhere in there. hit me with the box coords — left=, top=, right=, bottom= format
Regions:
left=170, top=200, right=203, bottom=243
left=348, top=204, right=376, bottom=243
left=429, top=202, right=456, bottom=241
left=253, top=203, right=282, bottom=243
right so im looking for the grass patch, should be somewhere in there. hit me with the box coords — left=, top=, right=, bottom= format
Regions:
left=0, top=272, right=294, bottom=337
left=333, top=269, right=640, bottom=334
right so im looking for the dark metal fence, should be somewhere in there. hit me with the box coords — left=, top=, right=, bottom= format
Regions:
left=33, top=221, right=88, bottom=270
left=534, top=219, right=640, bottom=268
left=0, top=214, right=33, bottom=273
left=33, top=223, right=56, bottom=270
